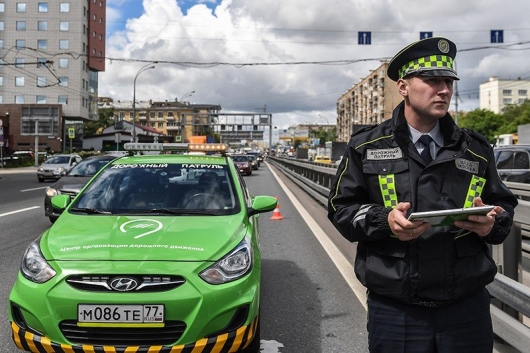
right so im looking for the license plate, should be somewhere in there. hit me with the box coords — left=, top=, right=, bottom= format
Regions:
left=78, top=304, right=164, bottom=324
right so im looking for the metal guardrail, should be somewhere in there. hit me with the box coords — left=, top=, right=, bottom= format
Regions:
left=268, top=157, right=530, bottom=352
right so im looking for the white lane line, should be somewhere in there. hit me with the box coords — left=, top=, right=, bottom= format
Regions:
left=268, top=165, right=368, bottom=310
left=21, top=187, right=48, bottom=192
left=0, top=206, right=41, bottom=217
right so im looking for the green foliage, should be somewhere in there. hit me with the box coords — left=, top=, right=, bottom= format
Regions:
left=83, top=108, right=115, bottom=136
left=457, top=109, right=504, bottom=144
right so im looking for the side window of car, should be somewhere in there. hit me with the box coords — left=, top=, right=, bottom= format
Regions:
left=513, top=151, right=529, bottom=169
left=496, top=151, right=514, bottom=169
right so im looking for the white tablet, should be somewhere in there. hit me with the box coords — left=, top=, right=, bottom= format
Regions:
left=407, top=205, right=495, bottom=227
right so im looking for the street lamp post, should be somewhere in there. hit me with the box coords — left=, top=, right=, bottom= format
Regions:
left=132, top=63, right=156, bottom=142
left=318, top=114, right=330, bottom=125
left=179, top=90, right=195, bottom=102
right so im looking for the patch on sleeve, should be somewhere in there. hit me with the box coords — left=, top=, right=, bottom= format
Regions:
left=455, top=158, right=479, bottom=174
left=366, top=148, right=403, bottom=160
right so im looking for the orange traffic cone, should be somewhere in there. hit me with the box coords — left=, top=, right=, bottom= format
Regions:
left=270, top=197, right=284, bottom=220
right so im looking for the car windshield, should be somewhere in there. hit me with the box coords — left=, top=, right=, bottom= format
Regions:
left=69, top=159, right=112, bottom=177
left=71, top=163, right=240, bottom=215
left=45, top=156, right=70, bottom=164
left=232, top=156, right=248, bottom=162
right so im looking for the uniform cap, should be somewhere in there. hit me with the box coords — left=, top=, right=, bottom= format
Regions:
left=387, top=37, right=459, bottom=81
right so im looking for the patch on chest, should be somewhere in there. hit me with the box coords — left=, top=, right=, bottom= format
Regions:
left=366, top=147, right=403, bottom=160
left=455, top=158, right=479, bottom=174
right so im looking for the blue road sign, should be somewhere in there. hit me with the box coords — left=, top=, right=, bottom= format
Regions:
left=358, top=31, right=371, bottom=45
left=420, top=32, right=433, bottom=39
left=491, top=30, right=504, bottom=43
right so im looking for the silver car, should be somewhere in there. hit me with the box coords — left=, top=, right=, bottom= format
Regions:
left=37, top=154, right=82, bottom=182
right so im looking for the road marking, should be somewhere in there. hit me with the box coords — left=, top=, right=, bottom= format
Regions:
left=21, top=186, right=47, bottom=192
left=0, top=206, right=40, bottom=218
left=268, top=165, right=368, bottom=310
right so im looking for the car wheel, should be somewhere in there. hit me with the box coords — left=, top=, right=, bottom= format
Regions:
left=49, top=216, right=58, bottom=224
left=38, top=177, right=44, bottom=182
left=241, top=316, right=260, bottom=353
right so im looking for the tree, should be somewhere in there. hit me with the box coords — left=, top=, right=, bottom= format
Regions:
left=457, top=109, right=504, bottom=144
left=84, top=108, right=115, bottom=136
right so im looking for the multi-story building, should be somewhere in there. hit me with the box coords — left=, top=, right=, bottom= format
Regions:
left=479, top=76, right=530, bottom=113
left=0, top=0, right=105, bottom=153
left=336, top=62, right=401, bottom=142
left=98, top=98, right=222, bottom=145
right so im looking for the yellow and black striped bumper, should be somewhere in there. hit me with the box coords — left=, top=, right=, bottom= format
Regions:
left=11, top=317, right=258, bottom=353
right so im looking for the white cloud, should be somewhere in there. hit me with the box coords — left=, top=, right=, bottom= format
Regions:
left=100, top=0, right=530, bottom=129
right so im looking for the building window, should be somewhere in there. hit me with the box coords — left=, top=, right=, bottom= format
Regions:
left=15, top=58, right=25, bottom=68
left=59, top=21, right=69, bottom=31
left=0, top=39, right=3, bottom=49
left=503, top=98, right=512, bottom=104
left=519, top=98, right=527, bottom=104
left=37, top=58, right=47, bottom=67
left=38, top=3, right=48, bottom=12
left=38, top=21, right=48, bottom=31
left=0, top=77, right=3, bottom=86
left=15, top=77, right=25, bottom=87
left=59, top=58, right=68, bottom=68
left=58, top=95, right=68, bottom=104
left=60, top=3, right=69, bottom=12
left=59, top=77, right=69, bottom=87
left=17, top=3, right=27, bottom=12
left=0, top=3, right=4, bottom=12
left=502, top=89, right=512, bottom=95
left=0, top=96, right=2, bottom=103
left=37, top=39, right=47, bottom=49
left=16, top=40, right=25, bottom=49
left=37, top=76, right=46, bottom=87
left=37, top=95, right=46, bottom=104
left=150, top=112, right=155, bottom=119
left=158, top=123, right=163, bottom=128
left=59, top=40, right=69, bottom=49
left=16, top=21, right=26, bottom=31
left=518, top=90, right=527, bottom=96
left=15, top=95, right=25, bottom=104
left=0, top=22, right=3, bottom=31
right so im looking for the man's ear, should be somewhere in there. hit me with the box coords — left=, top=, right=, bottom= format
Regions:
left=397, top=79, right=407, bottom=97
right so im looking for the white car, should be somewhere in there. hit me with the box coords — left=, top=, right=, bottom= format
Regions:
left=37, top=154, right=82, bottom=182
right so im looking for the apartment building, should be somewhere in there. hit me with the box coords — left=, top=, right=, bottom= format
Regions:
left=0, top=0, right=105, bottom=153
left=479, top=76, right=530, bottom=113
left=99, top=98, right=222, bottom=146
left=336, top=62, right=402, bottom=142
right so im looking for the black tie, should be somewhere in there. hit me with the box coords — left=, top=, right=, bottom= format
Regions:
left=418, top=135, right=433, bottom=164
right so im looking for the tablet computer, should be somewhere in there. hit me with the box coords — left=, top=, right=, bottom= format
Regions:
left=407, top=205, right=494, bottom=227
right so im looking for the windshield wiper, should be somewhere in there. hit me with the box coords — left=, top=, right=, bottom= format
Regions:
left=70, top=207, right=113, bottom=215
left=149, top=208, right=218, bottom=216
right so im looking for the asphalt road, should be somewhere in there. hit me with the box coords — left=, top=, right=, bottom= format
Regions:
left=0, top=164, right=369, bottom=353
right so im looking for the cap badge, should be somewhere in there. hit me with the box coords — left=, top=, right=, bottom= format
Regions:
left=438, top=39, right=450, bottom=54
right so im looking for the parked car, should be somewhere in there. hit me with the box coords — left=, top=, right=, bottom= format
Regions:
left=37, top=153, right=82, bottom=182
left=494, top=145, right=530, bottom=183
left=231, top=154, right=252, bottom=176
left=1, top=150, right=34, bottom=165
left=9, top=142, right=277, bottom=353
left=246, top=151, right=263, bottom=167
left=44, top=155, right=117, bottom=223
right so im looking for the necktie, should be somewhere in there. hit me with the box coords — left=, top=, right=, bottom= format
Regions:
left=418, top=135, right=433, bottom=164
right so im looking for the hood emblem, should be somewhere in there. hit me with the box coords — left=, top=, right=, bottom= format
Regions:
left=120, top=219, right=163, bottom=239
left=110, top=277, right=138, bottom=291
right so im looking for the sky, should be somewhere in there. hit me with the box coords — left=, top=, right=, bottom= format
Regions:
left=102, top=0, right=530, bottom=129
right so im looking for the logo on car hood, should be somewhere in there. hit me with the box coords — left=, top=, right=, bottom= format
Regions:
left=120, top=219, right=163, bottom=239
left=110, top=277, right=138, bottom=291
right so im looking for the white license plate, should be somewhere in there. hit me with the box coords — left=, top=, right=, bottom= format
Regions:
left=78, top=304, right=164, bottom=324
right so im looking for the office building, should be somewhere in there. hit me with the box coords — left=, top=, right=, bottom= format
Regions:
left=479, top=76, right=530, bottom=114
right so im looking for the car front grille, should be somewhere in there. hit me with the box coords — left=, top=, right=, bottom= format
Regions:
left=59, top=320, right=187, bottom=346
left=66, top=275, right=186, bottom=292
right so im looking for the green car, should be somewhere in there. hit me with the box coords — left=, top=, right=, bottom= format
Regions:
left=8, top=143, right=277, bottom=353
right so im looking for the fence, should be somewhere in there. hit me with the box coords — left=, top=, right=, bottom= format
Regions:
left=268, top=157, right=530, bottom=352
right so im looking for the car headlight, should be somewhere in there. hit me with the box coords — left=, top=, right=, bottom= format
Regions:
left=45, top=187, right=58, bottom=198
left=56, top=167, right=65, bottom=173
left=38, top=167, right=44, bottom=172
left=21, top=242, right=56, bottom=283
left=199, top=237, right=252, bottom=284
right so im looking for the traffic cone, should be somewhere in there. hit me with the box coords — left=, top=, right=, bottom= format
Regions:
left=270, top=197, right=284, bottom=220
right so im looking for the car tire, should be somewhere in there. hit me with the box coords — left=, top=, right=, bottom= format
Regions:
left=38, top=177, right=44, bottom=182
left=49, top=216, right=58, bottom=224
left=241, top=316, right=260, bottom=353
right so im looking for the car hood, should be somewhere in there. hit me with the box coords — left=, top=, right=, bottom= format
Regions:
left=41, top=214, right=248, bottom=262
left=41, top=163, right=69, bottom=169
left=50, top=176, right=92, bottom=192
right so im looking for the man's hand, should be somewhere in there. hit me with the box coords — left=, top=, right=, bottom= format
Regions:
left=454, top=198, right=504, bottom=237
left=388, top=202, right=431, bottom=241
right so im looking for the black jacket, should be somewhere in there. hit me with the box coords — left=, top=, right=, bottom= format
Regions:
left=328, top=102, right=518, bottom=305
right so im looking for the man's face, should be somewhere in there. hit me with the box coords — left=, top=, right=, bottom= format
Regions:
left=400, top=76, right=454, bottom=120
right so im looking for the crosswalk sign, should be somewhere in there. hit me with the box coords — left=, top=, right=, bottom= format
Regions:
left=68, top=127, right=75, bottom=139
left=175, top=135, right=182, bottom=142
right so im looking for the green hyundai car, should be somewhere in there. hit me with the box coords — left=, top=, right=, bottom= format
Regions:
left=9, top=143, right=277, bottom=353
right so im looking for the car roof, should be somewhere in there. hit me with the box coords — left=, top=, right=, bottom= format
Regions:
left=112, top=153, right=229, bottom=165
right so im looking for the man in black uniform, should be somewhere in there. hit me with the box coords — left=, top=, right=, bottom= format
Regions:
left=328, top=37, right=518, bottom=352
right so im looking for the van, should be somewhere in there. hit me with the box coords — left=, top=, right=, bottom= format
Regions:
left=494, top=145, right=530, bottom=184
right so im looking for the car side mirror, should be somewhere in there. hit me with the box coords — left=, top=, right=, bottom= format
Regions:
left=51, top=194, right=71, bottom=211
left=248, top=195, right=277, bottom=217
